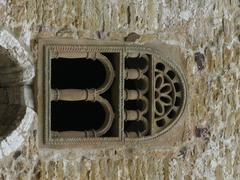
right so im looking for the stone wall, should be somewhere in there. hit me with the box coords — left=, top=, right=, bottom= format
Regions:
left=0, top=0, right=239, bottom=179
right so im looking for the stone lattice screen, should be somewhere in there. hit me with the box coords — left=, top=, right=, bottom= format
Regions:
left=37, top=39, right=187, bottom=148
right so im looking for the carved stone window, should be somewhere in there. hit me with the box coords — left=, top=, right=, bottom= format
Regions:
left=37, top=40, right=187, bottom=147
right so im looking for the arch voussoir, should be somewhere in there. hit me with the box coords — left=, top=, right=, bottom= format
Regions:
left=0, top=28, right=35, bottom=159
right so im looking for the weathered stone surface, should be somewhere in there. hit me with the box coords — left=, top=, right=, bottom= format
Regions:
left=124, top=32, right=140, bottom=42
left=0, top=0, right=239, bottom=179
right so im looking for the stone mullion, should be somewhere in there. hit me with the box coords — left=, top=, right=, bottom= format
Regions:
left=51, top=89, right=98, bottom=102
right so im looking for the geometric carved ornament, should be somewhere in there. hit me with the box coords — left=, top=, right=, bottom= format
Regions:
left=37, top=40, right=187, bottom=147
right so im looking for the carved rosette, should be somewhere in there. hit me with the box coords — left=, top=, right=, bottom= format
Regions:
left=153, top=60, right=186, bottom=134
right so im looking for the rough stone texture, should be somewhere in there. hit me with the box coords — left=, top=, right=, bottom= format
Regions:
left=0, top=0, right=239, bottom=179
left=0, top=27, right=35, bottom=162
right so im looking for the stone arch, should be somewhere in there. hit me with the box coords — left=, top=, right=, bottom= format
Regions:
left=0, top=28, right=35, bottom=159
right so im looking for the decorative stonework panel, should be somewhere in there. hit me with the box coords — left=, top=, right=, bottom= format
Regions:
left=50, top=53, right=115, bottom=138
left=124, top=53, right=150, bottom=138
left=153, top=60, right=186, bottom=134
left=37, top=39, right=187, bottom=147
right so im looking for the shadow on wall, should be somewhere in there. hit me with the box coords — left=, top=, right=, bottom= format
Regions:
left=0, top=27, right=35, bottom=159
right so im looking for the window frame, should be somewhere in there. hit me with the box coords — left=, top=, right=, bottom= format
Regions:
left=37, top=39, right=187, bottom=148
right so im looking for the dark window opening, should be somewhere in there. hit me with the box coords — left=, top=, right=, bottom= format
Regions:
left=175, top=97, right=182, bottom=106
left=101, top=53, right=120, bottom=137
left=167, top=70, right=175, bottom=79
left=51, top=101, right=105, bottom=131
left=167, top=110, right=177, bottom=119
left=51, top=58, right=106, bottom=89
left=125, top=79, right=147, bottom=91
left=124, top=121, right=145, bottom=133
left=174, top=83, right=182, bottom=92
left=156, top=63, right=165, bottom=71
left=125, top=57, right=148, bottom=70
left=156, top=119, right=165, bottom=127
left=125, top=100, right=145, bottom=111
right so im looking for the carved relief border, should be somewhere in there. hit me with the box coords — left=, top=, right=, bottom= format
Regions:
left=38, top=40, right=124, bottom=147
left=37, top=39, right=188, bottom=148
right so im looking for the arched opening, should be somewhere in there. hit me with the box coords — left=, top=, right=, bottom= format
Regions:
left=51, top=101, right=105, bottom=131
left=0, top=46, right=28, bottom=139
left=0, top=104, right=25, bottom=138
left=0, top=29, right=34, bottom=158
left=51, top=58, right=107, bottom=89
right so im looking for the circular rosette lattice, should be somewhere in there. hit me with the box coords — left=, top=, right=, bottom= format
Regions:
left=154, top=62, right=185, bottom=130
